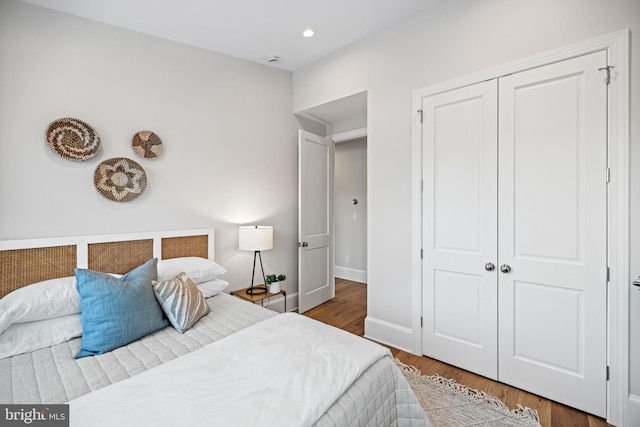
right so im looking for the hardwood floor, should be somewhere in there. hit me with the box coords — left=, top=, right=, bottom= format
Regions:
left=303, top=278, right=612, bottom=427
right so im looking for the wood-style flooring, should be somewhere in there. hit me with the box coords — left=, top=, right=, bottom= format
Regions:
left=302, top=278, right=612, bottom=427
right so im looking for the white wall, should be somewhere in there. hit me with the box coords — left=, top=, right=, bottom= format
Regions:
left=334, top=138, right=367, bottom=281
left=330, top=111, right=367, bottom=135
left=0, top=0, right=300, bottom=297
left=293, top=0, right=640, bottom=413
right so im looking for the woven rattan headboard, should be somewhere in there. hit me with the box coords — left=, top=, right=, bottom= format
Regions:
left=0, top=228, right=214, bottom=299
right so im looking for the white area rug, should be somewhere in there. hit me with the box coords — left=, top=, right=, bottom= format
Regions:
left=397, top=360, right=542, bottom=427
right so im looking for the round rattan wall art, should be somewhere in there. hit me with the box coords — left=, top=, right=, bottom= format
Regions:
left=132, top=131, right=162, bottom=159
left=46, top=117, right=101, bottom=161
left=94, top=157, right=147, bottom=202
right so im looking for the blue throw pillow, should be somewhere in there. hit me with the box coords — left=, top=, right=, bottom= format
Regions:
left=74, top=258, right=169, bottom=358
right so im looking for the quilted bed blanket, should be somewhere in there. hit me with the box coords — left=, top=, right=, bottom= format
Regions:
left=70, top=313, right=391, bottom=427
left=1, top=293, right=430, bottom=426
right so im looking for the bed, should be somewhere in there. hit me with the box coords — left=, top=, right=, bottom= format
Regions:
left=0, top=228, right=430, bottom=426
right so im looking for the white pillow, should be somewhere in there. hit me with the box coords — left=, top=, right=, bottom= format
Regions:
left=157, top=257, right=226, bottom=284
left=0, top=314, right=82, bottom=359
left=0, top=276, right=79, bottom=335
left=197, top=278, right=229, bottom=298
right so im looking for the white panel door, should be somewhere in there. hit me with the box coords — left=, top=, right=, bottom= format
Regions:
left=298, top=130, right=334, bottom=313
left=422, top=80, right=499, bottom=380
left=497, top=51, right=608, bottom=416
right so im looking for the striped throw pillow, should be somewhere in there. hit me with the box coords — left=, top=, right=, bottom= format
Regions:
left=152, top=272, right=210, bottom=333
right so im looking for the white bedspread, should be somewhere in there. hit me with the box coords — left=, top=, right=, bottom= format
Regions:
left=69, top=313, right=391, bottom=427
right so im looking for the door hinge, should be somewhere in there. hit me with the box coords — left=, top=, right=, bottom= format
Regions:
left=420, top=180, right=424, bottom=191
left=598, top=65, right=614, bottom=85
left=420, top=249, right=423, bottom=259
left=606, top=365, right=610, bottom=381
left=420, top=316, right=423, bottom=328
left=607, top=267, right=610, bottom=282
left=606, top=167, right=611, bottom=183
left=418, top=109, right=423, bottom=123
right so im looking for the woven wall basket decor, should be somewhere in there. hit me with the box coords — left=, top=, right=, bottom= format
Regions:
left=132, top=131, right=162, bottom=159
left=46, top=117, right=101, bottom=161
left=94, top=157, right=147, bottom=202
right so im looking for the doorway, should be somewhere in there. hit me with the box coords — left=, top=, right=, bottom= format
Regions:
left=419, top=51, right=608, bottom=415
left=334, top=136, right=367, bottom=283
left=411, top=30, right=629, bottom=425
left=295, top=91, right=368, bottom=312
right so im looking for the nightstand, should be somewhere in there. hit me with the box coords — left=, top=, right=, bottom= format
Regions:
left=231, top=286, right=287, bottom=313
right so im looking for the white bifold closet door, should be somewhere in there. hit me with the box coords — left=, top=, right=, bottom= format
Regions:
left=421, top=79, right=499, bottom=380
left=421, top=50, right=608, bottom=416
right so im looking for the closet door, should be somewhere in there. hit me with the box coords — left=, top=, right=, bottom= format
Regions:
left=497, top=51, right=608, bottom=416
left=421, top=80, right=498, bottom=380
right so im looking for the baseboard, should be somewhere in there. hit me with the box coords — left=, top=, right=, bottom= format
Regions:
left=364, top=316, right=415, bottom=353
left=628, top=394, right=640, bottom=426
left=261, top=291, right=298, bottom=313
left=334, top=266, right=367, bottom=283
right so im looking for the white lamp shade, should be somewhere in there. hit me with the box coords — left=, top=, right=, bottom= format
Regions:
left=239, top=226, right=273, bottom=251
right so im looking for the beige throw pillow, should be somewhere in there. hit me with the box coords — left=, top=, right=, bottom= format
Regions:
left=152, top=272, right=209, bottom=334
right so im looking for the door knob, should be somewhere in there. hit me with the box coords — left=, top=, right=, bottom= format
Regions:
left=484, top=263, right=495, bottom=271
left=298, top=242, right=309, bottom=247
left=500, top=264, right=512, bottom=273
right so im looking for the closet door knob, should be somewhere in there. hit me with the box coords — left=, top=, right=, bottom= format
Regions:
left=500, top=264, right=512, bottom=273
left=484, top=263, right=495, bottom=272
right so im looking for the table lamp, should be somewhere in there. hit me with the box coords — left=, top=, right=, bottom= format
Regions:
left=239, top=225, right=273, bottom=295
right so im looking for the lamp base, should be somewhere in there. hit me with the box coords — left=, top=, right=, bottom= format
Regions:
left=245, top=285, right=268, bottom=295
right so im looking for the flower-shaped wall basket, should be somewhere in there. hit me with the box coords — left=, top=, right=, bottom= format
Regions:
left=94, top=157, right=147, bottom=202
left=132, top=131, right=162, bottom=159
left=46, top=117, right=101, bottom=161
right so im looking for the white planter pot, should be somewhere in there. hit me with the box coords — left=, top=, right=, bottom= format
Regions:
left=269, top=281, right=281, bottom=293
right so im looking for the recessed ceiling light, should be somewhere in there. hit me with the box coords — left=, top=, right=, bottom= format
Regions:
left=303, top=29, right=314, bottom=38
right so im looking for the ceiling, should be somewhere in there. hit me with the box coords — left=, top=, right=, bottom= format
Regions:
left=20, top=0, right=437, bottom=71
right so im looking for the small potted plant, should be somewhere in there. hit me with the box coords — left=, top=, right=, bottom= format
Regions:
left=265, top=274, right=286, bottom=293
